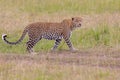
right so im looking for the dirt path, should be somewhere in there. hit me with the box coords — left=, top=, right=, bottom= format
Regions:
left=0, top=51, right=120, bottom=69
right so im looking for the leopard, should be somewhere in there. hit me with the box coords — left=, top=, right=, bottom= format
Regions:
left=2, top=17, right=82, bottom=54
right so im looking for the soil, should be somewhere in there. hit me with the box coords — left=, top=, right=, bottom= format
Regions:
left=0, top=50, right=120, bottom=69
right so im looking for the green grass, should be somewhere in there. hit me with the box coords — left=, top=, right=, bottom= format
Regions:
left=1, top=24, right=120, bottom=53
left=0, top=0, right=120, bottom=14
left=72, top=24, right=120, bottom=48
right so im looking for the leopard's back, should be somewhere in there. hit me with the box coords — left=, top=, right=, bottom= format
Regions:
left=27, top=22, right=64, bottom=40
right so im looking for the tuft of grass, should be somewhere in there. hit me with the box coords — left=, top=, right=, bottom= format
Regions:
left=96, top=71, right=110, bottom=79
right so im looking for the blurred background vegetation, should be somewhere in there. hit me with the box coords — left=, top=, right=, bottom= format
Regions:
left=0, top=0, right=120, bottom=14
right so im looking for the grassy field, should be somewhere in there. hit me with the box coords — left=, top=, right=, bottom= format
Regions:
left=0, top=0, right=120, bottom=80
left=0, top=0, right=120, bottom=14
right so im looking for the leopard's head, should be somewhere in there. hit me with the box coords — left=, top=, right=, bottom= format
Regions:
left=72, top=17, right=82, bottom=28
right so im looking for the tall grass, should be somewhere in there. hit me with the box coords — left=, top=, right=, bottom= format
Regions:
left=72, top=24, right=120, bottom=48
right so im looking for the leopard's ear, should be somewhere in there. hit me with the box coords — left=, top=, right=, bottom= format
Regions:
left=72, top=17, right=74, bottom=21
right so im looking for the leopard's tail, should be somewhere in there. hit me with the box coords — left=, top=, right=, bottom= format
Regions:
left=2, top=28, right=28, bottom=45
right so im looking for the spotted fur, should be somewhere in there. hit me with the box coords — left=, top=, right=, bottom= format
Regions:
left=2, top=17, right=82, bottom=53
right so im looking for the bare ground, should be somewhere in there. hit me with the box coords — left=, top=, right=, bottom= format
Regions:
left=0, top=50, right=120, bottom=70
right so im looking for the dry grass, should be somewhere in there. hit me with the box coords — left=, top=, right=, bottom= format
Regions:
left=0, top=50, right=120, bottom=80
left=0, top=12, right=120, bottom=32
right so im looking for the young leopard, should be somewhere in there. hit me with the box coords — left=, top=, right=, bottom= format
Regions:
left=2, top=17, right=82, bottom=53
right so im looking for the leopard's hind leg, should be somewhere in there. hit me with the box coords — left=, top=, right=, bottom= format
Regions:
left=26, top=34, right=42, bottom=54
